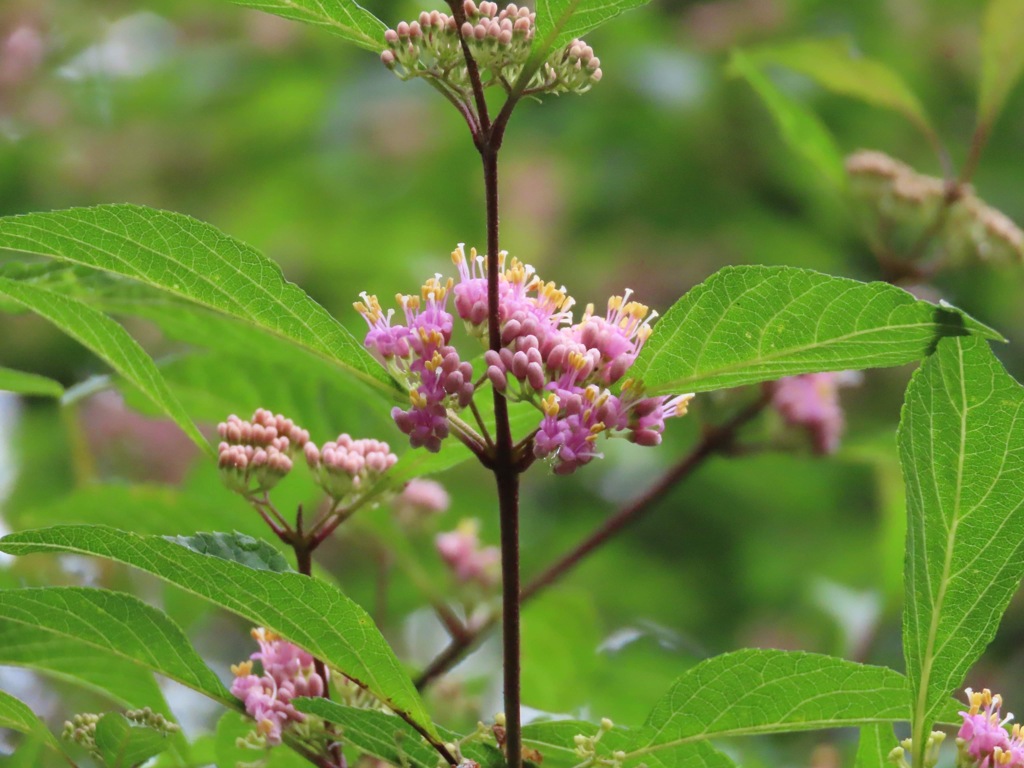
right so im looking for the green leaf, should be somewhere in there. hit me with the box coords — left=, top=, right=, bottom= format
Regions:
left=0, top=277, right=207, bottom=450
left=0, top=587, right=233, bottom=706
left=900, top=336, right=1024, bottom=757
left=536, top=0, right=651, bottom=51
left=0, top=205, right=394, bottom=396
left=0, top=622, right=170, bottom=711
left=728, top=50, right=845, bottom=188
left=0, top=731, right=50, bottom=768
left=978, top=0, right=1024, bottom=127
left=0, top=367, right=63, bottom=398
left=745, top=38, right=932, bottom=134
left=854, top=724, right=896, bottom=768
left=0, top=525, right=439, bottom=743
left=168, top=532, right=294, bottom=573
left=626, top=650, right=909, bottom=760
left=8, top=484, right=268, bottom=540
left=0, top=278, right=205, bottom=450
left=213, top=713, right=309, bottom=768
left=224, top=0, right=385, bottom=51
left=0, top=689, right=53, bottom=744
left=294, top=699, right=441, bottom=768
left=633, top=265, right=1001, bottom=395
left=95, top=713, right=173, bottom=768
left=519, top=721, right=633, bottom=768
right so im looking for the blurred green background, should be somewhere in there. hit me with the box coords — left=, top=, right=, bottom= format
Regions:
left=1, top=0, right=1023, bottom=765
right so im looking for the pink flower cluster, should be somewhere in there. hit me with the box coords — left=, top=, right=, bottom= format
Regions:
left=357, top=247, right=693, bottom=474
left=230, top=628, right=325, bottom=745
left=769, top=371, right=861, bottom=455
left=435, top=519, right=500, bottom=587
left=356, top=277, right=475, bottom=452
left=304, top=434, right=398, bottom=503
left=958, top=688, right=1024, bottom=767
left=217, top=409, right=310, bottom=493
left=394, top=478, right=450, bottom=525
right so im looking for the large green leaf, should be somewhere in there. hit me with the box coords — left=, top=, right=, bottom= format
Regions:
left=626, top=650, right=909, bottom=761
left=728, top=50, right=845, bottom=188
left=745, top=38, right=932, bottom=134
left=0, top=525, right=439, bottom=743
left=6, top=484, right=266, bottom=540
left=170, top=532, right=293, bottom=572
left=978, top=0, right=1024, bottom=128
left=900, top=336, right=1024, bottom=763
left=0, top=622, right=169, bottom=711
left=0, top=367, right=63, bottom=398
left=0, top=587, right=232, bottom=706
left=294, top=699, right=441, bottom=768
left=224, top=0, right=385, bottom=51
left=536, top=0, right=651, bottom=51
left=0, top=205, right=394, bottom=396
left=0, top=277, right=207, bottom=449
left=633, top=265, right=1000, bottom=395
left=0, top=689, right=55, bottom=746
left=854, top=724, right=896, bottom=768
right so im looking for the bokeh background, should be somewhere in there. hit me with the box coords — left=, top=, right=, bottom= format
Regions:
left=1, top=1, right=1023, bottom=765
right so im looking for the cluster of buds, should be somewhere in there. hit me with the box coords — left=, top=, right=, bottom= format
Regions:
left=230, top=628, right=326, bottom=746
left=768, top=371, right=861, bottom=455
left=572, top=718, right=625, bottom=767
left=846, top=150, right=1024, bottom=266
left=217, top=409, right=310, bottom=493
left=358, top=246, right=693, bottom=473
left=435, top=518, right=501, bottom=587
left=381, top=2, right=600, bottom=97
left=62, top=709, right=179, bottom=756
left=62, top=713, right=101, bottom=755
left=304, top=434, right=398, bottom=504
left=889, top=731, right=946, bottom=768
left=356, top=278, right=475, bottom=452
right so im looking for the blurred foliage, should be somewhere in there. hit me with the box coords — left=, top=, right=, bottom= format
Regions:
left=1, top=0, right=1023, bottom=766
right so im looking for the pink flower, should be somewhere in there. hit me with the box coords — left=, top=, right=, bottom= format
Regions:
left=394, top=478, right=450, bottom=523
left=436, top=519, right=500, bottom=587
left=305, top=434, right=397, bottom=502
left=958, top=688, right=1013, bottom=766
left=230, top=628, right=324, bottom=745
left=216, top=409, right=308, bottom=492
left=357, top=246, right=694, bottom=468
left=770, top=371, right=861, bottom=455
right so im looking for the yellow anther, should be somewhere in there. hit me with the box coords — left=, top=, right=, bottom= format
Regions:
left=354, top=293, right=384, bottom=322
left=421, top=275, right=453, bottom=302
left=251, top=627, right=280, bottom=642
left=410, top=389, right=428, bottom=408
left=451, top=245, right=465, bottom=265
left=417, top=327, right=444, bottom=348
left=258, top=719, right=275, bottom=736
left=568, top=351, right=588, bottom=371
left=425, top=351, right=444, bottom=372
left=504, top=257, right=533, bottom=286
left=541, top=393, right=561, bottom=418
left=231, top=661, right=253, bottom=677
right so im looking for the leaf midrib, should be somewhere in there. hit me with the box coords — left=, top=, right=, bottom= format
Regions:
left=910, top=341, right=969, bottom=768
